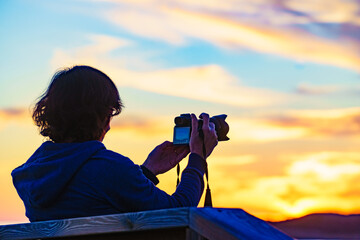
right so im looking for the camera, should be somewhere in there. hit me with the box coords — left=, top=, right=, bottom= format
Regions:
left=173, top=113, right=229, bottom=145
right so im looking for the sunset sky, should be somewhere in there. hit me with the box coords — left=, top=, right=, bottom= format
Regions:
left=0, top=0, right=359, bottom=224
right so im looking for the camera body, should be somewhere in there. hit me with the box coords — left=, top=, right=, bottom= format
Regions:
left=173, top=113, right=229, bottom=145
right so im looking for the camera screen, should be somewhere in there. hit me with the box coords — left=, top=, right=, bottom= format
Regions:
left=173, top=127, right=191, bottom=145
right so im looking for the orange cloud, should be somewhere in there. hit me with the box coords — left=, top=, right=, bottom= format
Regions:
left=266, top=108, right=360, bottom=138
left=210, top=150, right=360, bottom=221
left=229, top=118, right=307, bottom=142
left=224, top=107, right=360, bottom=145
left=110, top=114, right=171, bottom=137
left=100, top=1, right=360, bottom=71
left=0, top=108, right=30, bottom=130
left=219, top=107, right=360, bottom=143
left=287, top=152, right=360, bottom=182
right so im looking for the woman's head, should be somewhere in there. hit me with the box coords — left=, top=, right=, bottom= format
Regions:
left=33, top=65, right=123, bottom=143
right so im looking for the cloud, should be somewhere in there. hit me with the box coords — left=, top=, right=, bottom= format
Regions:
left=51, top=34, right=131, bottom=68
left=0, top=108, right=25, bottom=117
left=212, top=150, right=360, bottom=220
left=266, top=107, right=360, bottom=138
left=110, top=113, right=170, bottom=136
left=99, top=0, right=360, bottom=26
left=287, top=151, right=360, bottom=181
left=276, top=152, right=360, bottom=215
left=212, top=155, right=257, bottom=166
left=51, top=34, right=290, bottom=108
left=111, top=65, right=290, bottom=108
left=98, top=0, right=360, bottom=71
left=284, top=0, right=360, bottom=25
left=229, top=118, right=307, bottom=142
left=296, top=83, right=360, bottom=95
left=0, top=108, right=30, bottom=130
left=211, top=107, right=360, bottom=144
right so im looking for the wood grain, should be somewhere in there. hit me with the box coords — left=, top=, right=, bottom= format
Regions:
left=0, top=207, right=293, bottom=240
left=189, top=208, right=293, bottom=240
left=0, top=208, right=189, bottom=240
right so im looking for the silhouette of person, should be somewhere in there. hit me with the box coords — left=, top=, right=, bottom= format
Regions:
left=12, top=65, right=218, bottom=222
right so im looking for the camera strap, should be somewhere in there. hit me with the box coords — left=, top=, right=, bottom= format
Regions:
left=175, top=145, right=213, bottom=207
left=176, top=164, right=180, bottom=187
left=203, top=144, right=213, bottom=207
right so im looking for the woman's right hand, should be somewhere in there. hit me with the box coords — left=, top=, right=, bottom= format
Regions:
left=189, top=113, right=218, bottom=159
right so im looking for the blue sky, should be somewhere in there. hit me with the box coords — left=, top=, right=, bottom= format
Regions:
left=1, top=0, right=359, bottom=109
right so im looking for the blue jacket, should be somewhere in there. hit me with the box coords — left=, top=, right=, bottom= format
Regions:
left=12, top=141, right=206, bottom=222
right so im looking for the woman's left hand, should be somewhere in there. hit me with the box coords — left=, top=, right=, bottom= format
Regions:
left=142, top=141, right=190, bottom=175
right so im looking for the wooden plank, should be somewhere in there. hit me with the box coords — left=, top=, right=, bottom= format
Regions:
left=189, top=208, right=293, bottom=240
left=1, top=207, right=295, bottom=240
left=57, top=227, right=188, bottom=240
left=0, top=208, right=190, bottom=240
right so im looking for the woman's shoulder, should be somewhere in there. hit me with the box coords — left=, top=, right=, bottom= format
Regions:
left=91, top=147, right=136, bottom=168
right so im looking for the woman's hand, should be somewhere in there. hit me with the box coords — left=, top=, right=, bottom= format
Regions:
left=189, top=113, right=218, bottom=159
left=142, top=141, right=190, bottom=175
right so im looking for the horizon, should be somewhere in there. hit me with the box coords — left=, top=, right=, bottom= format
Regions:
left=0, top=0, right=359, bottom=224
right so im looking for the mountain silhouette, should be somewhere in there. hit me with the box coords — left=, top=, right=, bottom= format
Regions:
left=269, top=213, right=360, bottom=239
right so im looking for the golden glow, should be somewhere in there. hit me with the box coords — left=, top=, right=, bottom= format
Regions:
left=289, top=152, right=360, bottom=181
left=1, top=107, right=360, bottom=223
left=230, top=119, right=307, bottom=142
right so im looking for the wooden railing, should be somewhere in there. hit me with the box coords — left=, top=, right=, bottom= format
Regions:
left=0, top=208, right=293, bottom=240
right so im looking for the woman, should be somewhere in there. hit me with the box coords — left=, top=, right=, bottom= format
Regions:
left=12, top=65, right=218, bottom=222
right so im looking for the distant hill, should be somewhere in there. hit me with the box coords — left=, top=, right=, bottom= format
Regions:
left=269, top=213, right=360, bottom=239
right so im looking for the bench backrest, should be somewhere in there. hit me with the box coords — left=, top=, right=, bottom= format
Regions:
left=0, top=208, right=293, bottom=240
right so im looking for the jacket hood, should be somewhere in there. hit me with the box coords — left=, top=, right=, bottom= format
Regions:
left=12, top=141, right=105, bottom=208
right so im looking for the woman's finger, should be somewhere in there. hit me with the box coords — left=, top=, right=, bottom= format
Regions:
left=200, top=113, right=210, bottom=131
left=191, top=113, right=199, bottom=136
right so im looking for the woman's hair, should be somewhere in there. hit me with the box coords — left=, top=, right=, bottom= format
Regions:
left=33, top=65, right=123, bottom=143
